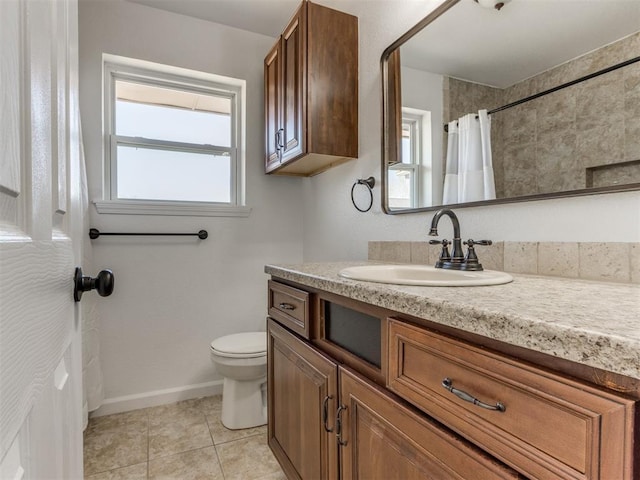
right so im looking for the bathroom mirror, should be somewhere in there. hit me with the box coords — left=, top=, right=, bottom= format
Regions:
left=381, top=0, right=640, bottom=213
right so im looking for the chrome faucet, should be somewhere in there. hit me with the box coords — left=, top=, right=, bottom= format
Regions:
left=428, top=208, right=492, bottom=271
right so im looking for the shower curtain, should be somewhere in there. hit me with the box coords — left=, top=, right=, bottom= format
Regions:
left=442, top=109, right=496, bottom=204
left=79, top=125, right=104, bottom=427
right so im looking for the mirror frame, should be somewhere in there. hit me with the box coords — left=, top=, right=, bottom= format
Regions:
left=380, top=0, right=640, bottom=214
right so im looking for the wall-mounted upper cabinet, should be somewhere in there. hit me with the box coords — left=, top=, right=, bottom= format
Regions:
left=264, top=1, right=358, bottom=176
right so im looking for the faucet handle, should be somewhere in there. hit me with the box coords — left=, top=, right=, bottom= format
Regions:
left=464, top=239, right=493, bottom=247
left=463, top=239, right=492, bottom=270
left=429, top=239, right=451, bottom=267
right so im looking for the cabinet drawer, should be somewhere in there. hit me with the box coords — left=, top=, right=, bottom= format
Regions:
left=340, top=367, right=520, bottom=479
left=387, top=319, right=635, bottom=480
left=268, top=281, right=310, bottom=339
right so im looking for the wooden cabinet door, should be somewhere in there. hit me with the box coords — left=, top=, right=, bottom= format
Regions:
left=279, top=3, right=305, bottom=165
left=264, top=40, right=281, bottom=172
left=263, top=2, right=358, bottom=176
left=338, top=367, right=520, bottom=480
left=267, top=319, right=338, bottom=480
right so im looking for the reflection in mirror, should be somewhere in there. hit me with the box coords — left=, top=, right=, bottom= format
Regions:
left=382, top=0, right=640, bottom=213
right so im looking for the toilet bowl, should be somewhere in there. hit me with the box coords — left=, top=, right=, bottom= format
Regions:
left=210, top=332, right=267, bottom=430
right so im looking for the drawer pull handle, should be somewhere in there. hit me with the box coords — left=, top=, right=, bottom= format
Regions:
left=322, top=395, right=334, bottom=433
left=442, top=378, right=506, bottom=412
left=335, top=404, right=348, bottom=446
left=278, top=302, right=296, bottom=310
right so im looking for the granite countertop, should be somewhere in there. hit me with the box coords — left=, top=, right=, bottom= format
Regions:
left=265, top=262, right=640, bottom=380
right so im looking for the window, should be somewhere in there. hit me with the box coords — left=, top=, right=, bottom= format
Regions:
left=388, top=114, right=422, bottom=209
left=96, top=56, right=249, bottom=216
left=388, top=109, right=433, bottom=210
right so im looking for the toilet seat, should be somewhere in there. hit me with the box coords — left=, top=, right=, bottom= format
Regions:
left=210, top=332, right=266, bottom=359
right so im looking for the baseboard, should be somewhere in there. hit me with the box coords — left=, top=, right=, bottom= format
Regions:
left=90, top=380, right=224, bottom=417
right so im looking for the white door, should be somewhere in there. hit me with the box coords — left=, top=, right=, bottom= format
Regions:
left=0, top=0, right=84, bottom=478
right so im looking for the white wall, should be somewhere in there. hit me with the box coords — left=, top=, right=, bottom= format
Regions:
left=79, top=0, right=303, bottom=410
left=79, top=0, right=640, bottom=412
left=302, top=0, right=640, bottom=262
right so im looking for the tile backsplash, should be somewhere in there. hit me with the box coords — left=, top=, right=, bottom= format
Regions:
left=368, top=241, right=640, bottom=284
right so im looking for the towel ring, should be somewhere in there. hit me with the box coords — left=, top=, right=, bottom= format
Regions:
left=351, top=177, right=375, bottom=213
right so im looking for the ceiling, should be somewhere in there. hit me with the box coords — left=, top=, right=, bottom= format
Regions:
left=400, top=0, right=640, bottom=88
left=124, top=0, right=640, bottom=88
left=125, top=0, right=300, bottom=37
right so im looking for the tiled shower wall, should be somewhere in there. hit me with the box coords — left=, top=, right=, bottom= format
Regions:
left=368, top=241, right=640, bottom=284
left=445, top=31, right=640, bottom=198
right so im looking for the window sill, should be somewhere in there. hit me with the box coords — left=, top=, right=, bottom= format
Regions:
left=94, top=200, right=252, bottom=217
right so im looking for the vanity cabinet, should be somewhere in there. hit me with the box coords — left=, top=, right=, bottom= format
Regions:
left=267, top=278, right=637, bottom=479
left=267, top=317, right=519, bottom=480
left=264, top=1, right=358, bottom=176
left=267, top=281, right=523, bottom=479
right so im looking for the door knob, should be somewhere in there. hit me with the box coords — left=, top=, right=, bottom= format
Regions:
left=74, top=267, right=114, bottom=302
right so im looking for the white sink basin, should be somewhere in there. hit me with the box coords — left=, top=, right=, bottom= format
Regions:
left=338, top=264, right=513, bottom=287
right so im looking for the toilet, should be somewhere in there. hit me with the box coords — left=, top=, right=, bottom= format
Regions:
left=209, top=332, right=267, bottom=430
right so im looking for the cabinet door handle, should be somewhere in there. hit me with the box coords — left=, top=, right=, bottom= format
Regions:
left=277, top=128, right=285, bottom=149
left=278, top=302, right=296, bottom=311
left=335, top=404, right=348, bottom=446
left=277, top=129, right=283, bottom=162
left=322, top=395, right=334, bottom=433
left=442, top=378, right=506, bottom=412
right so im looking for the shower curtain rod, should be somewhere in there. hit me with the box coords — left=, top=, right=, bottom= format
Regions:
left=444, top=55, right=640, bottom=132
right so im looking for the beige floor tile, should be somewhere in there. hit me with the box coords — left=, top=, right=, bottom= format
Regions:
left=149, top=446, right=224, bottom=479
left=255, top=470, right=288, bottom=480
left=206, top=414, right=266, bottom=445
left=146, top=399, right=207, bottom=428
left=149, top=418, right=213, bottom=459
left=84, top=395, right=258, bottom=477
left=83, top=428, right=148, bottom=476
left=85, top=462, right=147, bottom=480
left=216, top=433, right=282, bottom=480
left=188, top=395, right=222, bottom=417
left=87, top=409, right=149, bottom=435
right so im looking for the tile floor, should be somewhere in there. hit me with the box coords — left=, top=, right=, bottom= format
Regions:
left=83, top=395, right=286, bottom=479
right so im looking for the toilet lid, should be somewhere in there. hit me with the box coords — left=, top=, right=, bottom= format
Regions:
left=210, top=332, right=266, bottom=357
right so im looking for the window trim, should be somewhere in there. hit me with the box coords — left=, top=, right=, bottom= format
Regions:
left=98, top=56, right=249, bottom=217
